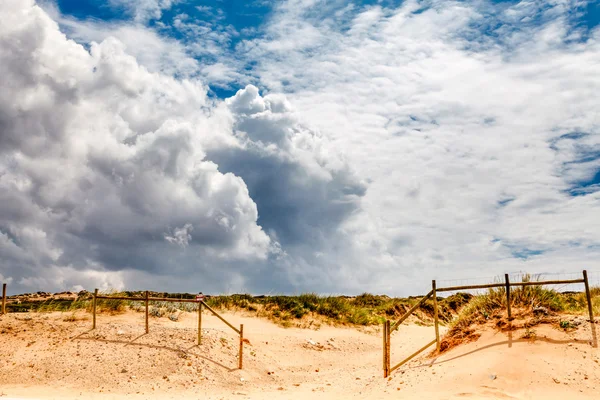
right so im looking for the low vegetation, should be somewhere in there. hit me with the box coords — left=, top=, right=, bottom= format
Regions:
left=6, top=290, right=470, bottom=328
left=6, top=275, right=598, bottom=334
left=440, top=275, right=600, bottom=352
left=201, top=292, right=473, bottom=327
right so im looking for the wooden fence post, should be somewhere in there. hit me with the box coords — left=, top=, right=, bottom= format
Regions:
left=238, top=324, right=244, bottom=369
left=505, top=274, right=512, bottom=320
left=583, top=270, right=594, bottom=323
left=93, top=288, right=98, bottom=329
left=382, top=320, right=387, bottom=377
left=2, top=283, right=6, bottom=315
left=145, top=290, right=149, bottom=334
left=385, top=320, right=391, bottom=376
left=197, top=302, right=202, bottom=345
left=432, top=280, right=440, bottom=352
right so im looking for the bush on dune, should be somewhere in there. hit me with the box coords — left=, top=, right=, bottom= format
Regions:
left=439, top=274, right=594, bottom=352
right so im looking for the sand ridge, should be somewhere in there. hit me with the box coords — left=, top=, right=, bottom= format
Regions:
left=0, top=310, right=599, bottom=399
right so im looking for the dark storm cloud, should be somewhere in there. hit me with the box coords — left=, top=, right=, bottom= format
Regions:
left=0, top=1, right=366, bottom=294
left=211, top=85, right=366, bottom=247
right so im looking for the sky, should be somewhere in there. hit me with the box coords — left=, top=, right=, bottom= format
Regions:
left=0, top=0, right=599, bottom=296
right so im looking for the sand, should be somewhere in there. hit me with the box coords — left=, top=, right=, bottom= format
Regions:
left=0, top=310, right=599, bottom=399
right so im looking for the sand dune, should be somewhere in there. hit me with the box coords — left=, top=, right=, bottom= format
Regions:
left=0, top=310, right=598, bottom=399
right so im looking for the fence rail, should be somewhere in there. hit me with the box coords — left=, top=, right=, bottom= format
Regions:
left=390, top=290, right=433, bottom=331
left=382, top=269, right=596, bottom=378
left=436, top=278, right=585, bottom=293
left=0, top=285, right=245, bottom=370
left=0, top=284, right=248, bottom=369
left=92, top=289, right=244, bottom=369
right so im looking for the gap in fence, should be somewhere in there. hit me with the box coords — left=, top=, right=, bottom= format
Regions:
left=92, top=289, right=246, bottom=370
left=382, top=269, right=597, bottom=378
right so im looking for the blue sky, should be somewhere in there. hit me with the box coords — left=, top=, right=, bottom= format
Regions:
left=52, top=0, right=600, bottom=95
left=1, top=0, right=600, bottom=295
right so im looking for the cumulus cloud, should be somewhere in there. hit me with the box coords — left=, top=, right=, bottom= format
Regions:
left=164, top=224, right=193, bottom=248
left=229, top=0, right=600, bottom=293
left=205, top=84, right=367, bottom=293
left=0, top=0, right=267, bottom=292
left=0, top=0, right=365, bottom=294
left=216, top=85, right=366, bottom=247
left=3, top=0, right=600, bottom=296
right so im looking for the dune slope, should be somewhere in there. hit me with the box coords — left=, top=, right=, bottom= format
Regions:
left=0, top=310, right=598, bottom=399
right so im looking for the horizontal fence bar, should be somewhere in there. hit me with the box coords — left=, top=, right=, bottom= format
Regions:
left=95, top=296, right=142, bottom=301
left=148, top=297, right=199, bottom=303
left=391, top=290, right=434, bottom=331
left=94, top=296, right=241, bottom=334
left=437, top=278, right=585, bottom=293
left=200, top=300, right=240, bottom=334
left=437, top=283, right=504, bottom=292
left=95, top=296, right=200, bottom=303
left=389, top=338, right=437, bottom=374
left=511, top=279, right=584, bottom=287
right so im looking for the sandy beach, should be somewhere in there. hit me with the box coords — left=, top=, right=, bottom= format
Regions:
left=1, top=310, right=598, bottom=399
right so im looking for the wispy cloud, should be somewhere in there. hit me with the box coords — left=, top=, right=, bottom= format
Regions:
left=227, top=0, right=600, bottom=292
left=108, top=0, right=181, bottom=23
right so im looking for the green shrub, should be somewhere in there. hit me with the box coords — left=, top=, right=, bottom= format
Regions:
left=315, top=297, right=345, bottom=319
left=559, top=320, right=574, bottom=329
left=347, top=308, right=374, bottom=325
left=354, top=293, right=385, bottom=308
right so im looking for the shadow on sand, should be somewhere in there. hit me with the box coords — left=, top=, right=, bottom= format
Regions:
left=72, top=330, right=237, bottom=372
left=412, top=320, right=598, bottom=370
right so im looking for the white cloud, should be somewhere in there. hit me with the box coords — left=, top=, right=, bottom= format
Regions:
left=108, top=0, right=180, bottom=23
left=3, top=0, right=600, bottom=295
left=0, top=0, right=271, bottom=291
left=0, top=0, right=365, bottom=294
left=164, top=223, right=193, bottom=248
left=44, top=8, right=200, bottom=77
left=231, top=0, right=600, bottom=293
left=0, top=273, right=13, bottom=285
left=39, top=1, right=243, bottom=84
left=18, top=266, right=127, bottom=292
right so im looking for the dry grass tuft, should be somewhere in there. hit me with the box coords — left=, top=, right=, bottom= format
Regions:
left=439, top=274, right=598, bottom=353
